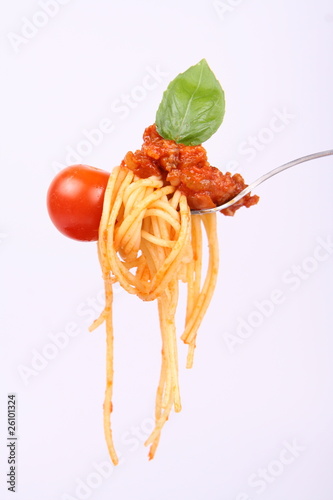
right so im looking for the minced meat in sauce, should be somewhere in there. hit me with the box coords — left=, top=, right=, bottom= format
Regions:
left=122, top=124, right=259, bottom=215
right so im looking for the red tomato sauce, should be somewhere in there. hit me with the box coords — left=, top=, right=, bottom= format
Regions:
left=122, top=124, right=259, bottom=215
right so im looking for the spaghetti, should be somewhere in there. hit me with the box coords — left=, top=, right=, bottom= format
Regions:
left=46, top=60, right=259, bottom=465
left=89, top=125, right=257, bottom=464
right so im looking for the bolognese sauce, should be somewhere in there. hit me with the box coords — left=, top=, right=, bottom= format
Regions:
left=122, top=124, right=259, bottom=215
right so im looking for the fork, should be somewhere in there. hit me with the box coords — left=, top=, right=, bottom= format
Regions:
left=191, top=149, right=333, bottom=215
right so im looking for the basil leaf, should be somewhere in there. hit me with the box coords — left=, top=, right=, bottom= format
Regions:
left=155, top=59, right=225, bottom=146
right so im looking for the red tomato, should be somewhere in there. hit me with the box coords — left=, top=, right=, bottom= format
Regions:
left=47, top=164, right=110, bottom=241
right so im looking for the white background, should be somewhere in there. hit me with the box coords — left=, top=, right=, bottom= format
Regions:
left=1, top=1, right=333, bottom=499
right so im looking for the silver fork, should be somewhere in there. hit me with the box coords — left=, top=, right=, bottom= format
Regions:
left=191, top=149, right=333, bottom=215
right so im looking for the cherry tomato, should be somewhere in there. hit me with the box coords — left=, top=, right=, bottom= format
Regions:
left=47, top=164, right=110, bottom=241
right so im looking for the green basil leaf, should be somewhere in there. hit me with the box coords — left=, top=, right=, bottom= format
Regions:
left=155, top=59, right=225, bottom=146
